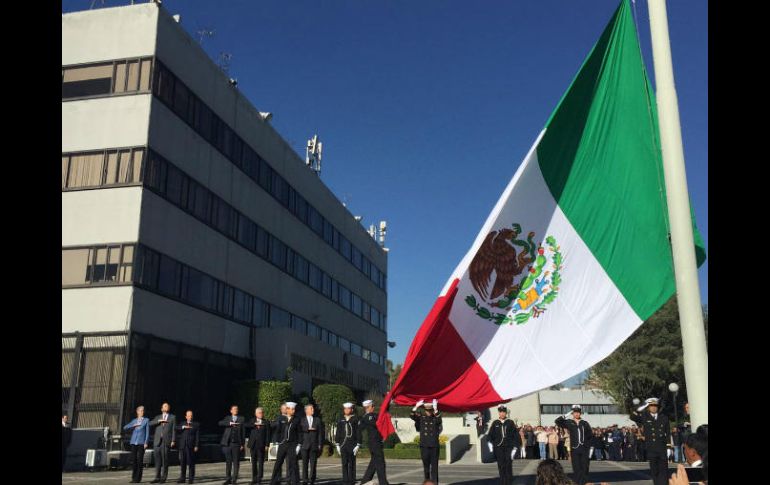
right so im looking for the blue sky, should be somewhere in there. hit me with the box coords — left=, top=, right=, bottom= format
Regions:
left=64, top=1, right=708, bottom=375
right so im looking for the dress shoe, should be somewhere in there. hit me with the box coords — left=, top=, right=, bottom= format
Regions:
left=151, top=480, right=161, bottom=484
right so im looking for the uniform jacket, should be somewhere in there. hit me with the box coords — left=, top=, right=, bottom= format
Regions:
left=629, top=411, right=670, bottom=454
left=359, top=412, right=385, bottom=450
left=488, top=419, right=520, bottom=448
left=554, top=416, right=592, bottom=450
left=410, top=411, right=443, bottom=448
left=335, top=416, right=359, bottom=451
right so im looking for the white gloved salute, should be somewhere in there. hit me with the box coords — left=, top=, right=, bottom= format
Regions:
left=296, top=444, right=301, bottom=455
left=335, top=444, right=341, bottom=455
left=353, top=445, right=360, bottom=456
left=412, top=400, right=424, bottom=412
left=511, top=448, right=516, bottom=459
left=487, top=442, right=493, bottom=453
left=432, top=398, right=438, bottom=412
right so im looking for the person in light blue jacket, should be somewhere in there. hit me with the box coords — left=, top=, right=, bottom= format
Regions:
left=123, top=405, right=150, bottom=483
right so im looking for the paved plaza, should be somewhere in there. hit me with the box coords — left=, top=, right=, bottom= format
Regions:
left=62, top=457, right=667, bottom=484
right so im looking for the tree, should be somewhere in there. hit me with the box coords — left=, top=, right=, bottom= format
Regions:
left=588, top=296, right=708, bottom=423
left=387, top=360, right=402, bottom=389
left=313, top=384, right=355, bottom=444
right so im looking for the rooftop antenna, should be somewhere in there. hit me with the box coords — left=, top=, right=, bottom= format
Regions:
left=306, top=135, right=322, bottom=176
left=368, top=224, right=377, bottom=240
left=217, top=52, right=233, bottom=74
left=195, top=27, right=215, bottom=45
left=379, top=221, right=388, bottom=248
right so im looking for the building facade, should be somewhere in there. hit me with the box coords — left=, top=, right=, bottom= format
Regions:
left=62, top=3, right=388, bottom=433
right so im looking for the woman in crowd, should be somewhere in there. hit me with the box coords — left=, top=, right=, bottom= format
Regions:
left=547, top=426, right=560, bottom=460
left=536, top=426, right=549, bottom=460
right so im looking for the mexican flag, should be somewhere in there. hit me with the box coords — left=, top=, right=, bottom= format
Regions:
left=377, top=0, right=706, bottom=438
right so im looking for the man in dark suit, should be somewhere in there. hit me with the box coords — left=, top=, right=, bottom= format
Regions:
left=62, top=414, right=72, bottom=472
left=299, top=404, right=324, bottom=485
left=246, top=407, right=271, bottom=485
left=150, top=403, right=177, bottom=483
left=630, top=398, right=671, bottom=485
left=219, top=405, right=246, bottom=485
left=361, top=399, right=389, bottom=485
left=269, top=402, right=301, bottom=485
left=334, top=403, right=359, bottom=485
left=270, top=404, right=287, bottom=482
left=176, top=410, right=200, bottom=484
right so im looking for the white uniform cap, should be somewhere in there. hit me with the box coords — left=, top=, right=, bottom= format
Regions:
left=571, top=404, right=582, bottom=411
left=362, top=400, right=373, bottom=407
left=423, top=402, right=434, bottom=408
left=343, top=402, right=354, bottom=408
left=285, top=402, right=297, bottom=409
left=645, top=398, right=660, bottom=404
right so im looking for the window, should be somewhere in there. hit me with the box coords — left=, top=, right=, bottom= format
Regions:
left=258, top=161, right=273, bottom=192
left=252, top=298, right=268, bottom=327
left=237, top=215, right=256, bottom=250
left=323, top=220, right=334, bottom=245
left=293, top=253, right=309, bottom=283
left=295, top=194, right=308, bottom=223
left=242, top=147, right=259, bottom=180
left=351, top=294, right=362, bottom=316
left=351, top=343, right=362, bottom=357
left=269, top=307, right=290, bottom=328
left=269, top=237, right=287, bottom=270
left=62, top=63, right=113, bottom=98
left=352, top=247, right=363, bottom=271
left=233, top=289, right=252, bottom=324
left=362, top=301, right=371, bottom=323
left=371, top=351, right=380, bottom=364
left=62, top=248, right=91, bottom=286
left=185, top=267, right=215, bottom=310
left=340, top=236, right=352, bottom=261
left=308, top=263, right=322, bottom=292
left=327, top=332, right=338, bottom=347
left=67, top=152, right=105, bottom=188
left=291, top=315, right=307, bottom=334
left=154, top=62, right=174, bottom=105
left=136, top=247, right=160, bottom=288
left=307, top=322, right=320, bottom=340
left=321, top=273, right=332, bottom=298
left=256, top=226, right=269, bottom=258
left=172, top=79, right=190, bottom=119
left=157, top=255, right=182, bottom=297
left=120, top=245, right=134, bottom=282
left=338, top=337, right=350, bottom=352
left=308, top=207, right=323, bottom=236
left=165, top=165, right=187, bottom=206
left=126, top=60, right=140, bottom=92
left=338, top=285, right=351, bottom=310
left=191, top=182, right=211, bottom=222
left=217, top=284, right=234, bottom=318
left=271, top=172, right=289, bottom=206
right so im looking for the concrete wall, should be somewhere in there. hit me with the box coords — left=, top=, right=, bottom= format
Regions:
left=62, top=3, right=158, bottom=66
left=62, top=286, right=133, bottom=333
left=445, top=434, right=470, bottom=464
left=62, top=96, right=151, bottom=152
left=62, top=188, right=143, bottom=246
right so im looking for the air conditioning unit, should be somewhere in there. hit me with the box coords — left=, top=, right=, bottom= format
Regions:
left=85, top=449, right=108, bottom=468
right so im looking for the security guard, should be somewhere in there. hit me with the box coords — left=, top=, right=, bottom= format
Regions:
left=555, top=405, right=592, bottom=485
left=334, top=403, right=359, bottom=485
left=410, top=399, right=442, bottom=484
left=358, top=400, right=389, bottom=485
left=629, top=398, right=670, bottom=485
left=487, top=405, right=520, bottom=485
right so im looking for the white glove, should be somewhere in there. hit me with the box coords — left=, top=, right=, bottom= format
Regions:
left=296, top=444, right=301, bottom=455
left=432, top=398, right=438, bottom=412
left=510, top=448, right=515, bottom=459
left=487, top=442, right=493, bottom=453
left=336, top=445, right=341, bottom=455
left=590, top=446, right=595, bottom=456
left=564, top=413, right=573, bottom=420
left=353, top=445, right=360, bottom=456
left=637, top=403, right=649, bottom=412
left=413, top=400, right=424, bottom=412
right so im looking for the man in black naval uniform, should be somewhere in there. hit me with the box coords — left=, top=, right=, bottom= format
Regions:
left=245, top=407, right=271, bottom=485
left=487, top=405, right=520, bottom=485
left=334, top=402, right=360, bottom=485
left=270, top=404, right=288, bottom=482
left=270, top=402, right=301, bottom=485
left=629, top=398, right=671, bottom=485
left=359, top=399, right=389, bottom=485
left=410, top=399, right=442, bottom=484
left=555, top=404, right=592, bottom=485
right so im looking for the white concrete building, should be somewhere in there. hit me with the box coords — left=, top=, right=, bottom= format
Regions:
left=62, top=3, right=388, bottom=433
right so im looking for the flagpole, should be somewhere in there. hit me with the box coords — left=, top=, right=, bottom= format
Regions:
left=646, top=0, right=708, bottom=428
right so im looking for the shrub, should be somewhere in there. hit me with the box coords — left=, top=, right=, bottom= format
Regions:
left=257, top=380, right=292, bottom=420
left=312, top=384, right=355, bottom=442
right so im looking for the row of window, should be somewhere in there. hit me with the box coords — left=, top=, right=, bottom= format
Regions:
left=142, top=148, right=387, bottom=332
left=62, top=148, right=144, bottom=189
left=541, top=404, right=621, bottom=415
left=62, top=58, right=153, bottom=99
left=150, top=60, right=387, bottom=291
left=61, top=244, right=385, bottom=368
left=60, top=145, right=386, bottom=332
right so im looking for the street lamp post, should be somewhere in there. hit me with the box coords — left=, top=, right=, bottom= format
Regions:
left=669, top=383, right=680, bottom=424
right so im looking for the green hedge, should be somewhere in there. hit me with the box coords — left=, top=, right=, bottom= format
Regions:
left=383, top=432, right=400, bottom=449
left=258, top=380, right=292, bottom=420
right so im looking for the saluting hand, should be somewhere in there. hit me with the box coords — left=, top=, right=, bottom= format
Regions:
left=170, top=441, right=175, bottom=448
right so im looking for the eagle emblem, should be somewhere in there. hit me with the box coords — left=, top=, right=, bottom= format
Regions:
left=464, top=224, right=563, bottom=325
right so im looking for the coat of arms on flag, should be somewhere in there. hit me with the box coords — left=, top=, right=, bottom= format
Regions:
left=465, top=224, right=562, bottom=325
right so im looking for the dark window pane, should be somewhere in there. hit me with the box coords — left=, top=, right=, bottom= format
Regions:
left=322, top=273, right=332, bottom=298
left=295, top=194, right=308, bottom=223
left=258, top=161, right=272, bottom=192
left=352, top=294, right=362, bottom=316
left=165, top=165, right=187, bottom=206
left=309, top=207, right=323, bottom=235
left=256, top=226, right=269, bottom=258
left=293, top=253, right=309, bottom=283
left=62, top=63, right=113, bottom=98
left=323, top=220, right=334, bottom=245
left=237, top=215, right=256, bottom=250
left=252, top=298, right=267, bottom=327
left=340, top=236, right=352, bottom=261
left=269, top=237, right=287, bottom=269
left=233, top=290, right=252, bottom=323
left=157, top=255, right=181, bottom=297
left=291, top=315, right=307, bottom=334
left=172, top=79, right=190, bottom=119
left=136, top=247, right=160, bottom=288
left=269, top=307, right=290, bottom=328
left=308, top=263, right=322, bottom=292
